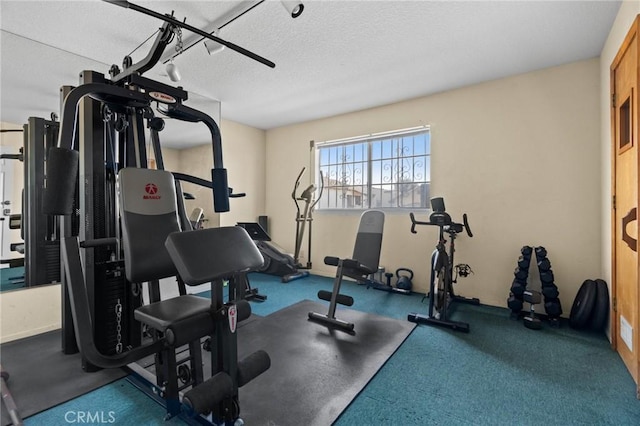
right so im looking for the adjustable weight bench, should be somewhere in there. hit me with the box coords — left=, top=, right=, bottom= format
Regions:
left=308, top=210, right=385, bottom=332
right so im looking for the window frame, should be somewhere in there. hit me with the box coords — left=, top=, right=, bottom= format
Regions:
left=315, top=125, right=431, bottom=212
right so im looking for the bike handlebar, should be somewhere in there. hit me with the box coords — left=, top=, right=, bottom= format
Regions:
left=409, top=211, right=473, bottom=238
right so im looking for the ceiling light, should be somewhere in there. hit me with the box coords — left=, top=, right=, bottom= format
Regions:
left=204, top=29, right=225, bottom=55
left=281, top=1, right=304, bottom=18
left=165, top=59, right=181, bottom=82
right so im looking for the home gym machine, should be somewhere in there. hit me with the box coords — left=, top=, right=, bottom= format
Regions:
left=1, top=118, right=67, bottom=289
left=283, top=167, right=324, bottom=282
left=42, top=1, right=286, bottom=423
left=407, top=197, right=478, bottom=332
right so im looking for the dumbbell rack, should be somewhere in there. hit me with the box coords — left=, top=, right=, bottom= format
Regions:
left=507, top=246, right=563, bottom=327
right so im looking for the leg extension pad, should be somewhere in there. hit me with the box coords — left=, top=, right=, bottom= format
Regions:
left=237, top=350, right=271, bottom=387
left=182, top=372, right=233, bottom=416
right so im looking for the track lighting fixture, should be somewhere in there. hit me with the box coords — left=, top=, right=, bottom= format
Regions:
left=166, top=59, right=181, bottom=82
left=204, top=29, right=225, bottom=55
left=281, top=1, right=304, bottom=18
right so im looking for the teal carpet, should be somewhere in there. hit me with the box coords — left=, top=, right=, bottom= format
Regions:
left=24, top=273, right=640, bottom=425
left=0, top=266, right=25, bottom=292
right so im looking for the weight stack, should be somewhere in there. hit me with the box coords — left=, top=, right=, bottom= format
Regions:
left=534, top=246, right=562, bottom=326
left=507, top=246, right=533, bottom=316
left=94, top=261, right=142, bottom=355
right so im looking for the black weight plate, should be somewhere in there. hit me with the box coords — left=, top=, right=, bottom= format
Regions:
left=569, top=280, right=597, bottom=329
left=589, top=279, right=609, bottom=332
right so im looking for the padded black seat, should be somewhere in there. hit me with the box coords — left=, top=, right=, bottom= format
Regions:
left=135, top=295, right=211, bottom=331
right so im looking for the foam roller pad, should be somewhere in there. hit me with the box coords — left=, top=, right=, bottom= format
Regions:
left=42, top=147, right=79, bottom=215
left=237, top=350, right=271, bottom=387
left=317, top=290, right=354, bottom=306
left=183, top=371, right=233, bottom=415
left=236, top=300, right=252, bottom=322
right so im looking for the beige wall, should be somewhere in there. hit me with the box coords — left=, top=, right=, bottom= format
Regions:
left=0, top=284, right=60, bottom=342
left=599, top=5, right=640, bottom=311
left=218, top=119, right=266, bottom=226
left=266, top=58, right=602, bottom=311
left=177, top=143, right=220, bottom=228
left=166, top=119, right=266, bottom=228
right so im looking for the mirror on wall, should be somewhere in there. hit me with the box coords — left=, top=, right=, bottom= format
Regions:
left=0, top=33, right=221, bottom=292
left=1, top=128, right=26, bottom=292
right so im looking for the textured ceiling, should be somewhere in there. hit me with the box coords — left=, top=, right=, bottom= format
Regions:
left=0, top=0, right=621, bottom=148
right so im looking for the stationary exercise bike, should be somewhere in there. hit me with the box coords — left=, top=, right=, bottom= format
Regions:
left=407, top=197, right=479, bottom=332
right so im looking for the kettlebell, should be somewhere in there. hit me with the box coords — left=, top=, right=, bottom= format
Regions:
left=395, top=268, right=413, bottom=291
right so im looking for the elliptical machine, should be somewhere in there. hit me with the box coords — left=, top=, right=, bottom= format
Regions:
left=408, top=197, right=478, bottom=332
left=282, top=167, right=323, bottom=282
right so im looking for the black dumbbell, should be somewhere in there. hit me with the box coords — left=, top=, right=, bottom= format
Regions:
left=540, top=270, right=555, bottom=284
left=510, top=280, right=526, bottom=297
left=514, top=267, right=528, bottom=281
left=535, top=246, right=547, bottom=259
left=523, top=290, right=543, bottom=330
left=517, top=255, right=530, bottom=270
left=537, top=258, right=551, bottom=271
left=542, top=285, right=559, bottom=299
left=544, top=299, right=563, bottom=317
left=507, top=294, right=523, bottom=312
left=521, top=246, right=533, bottom=256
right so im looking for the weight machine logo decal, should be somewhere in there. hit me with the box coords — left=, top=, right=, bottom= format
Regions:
left=228, top=305, right=237, bottom=333
left=149, top=91, right=177, bottom=104
left=143, top=183, right=161, bottom=200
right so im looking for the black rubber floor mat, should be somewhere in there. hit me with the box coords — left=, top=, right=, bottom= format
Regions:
left=1, top=330, right=126, bottom=426
left=229, top=300, right=416, bottom=426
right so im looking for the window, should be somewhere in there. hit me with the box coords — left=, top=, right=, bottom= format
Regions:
left=317, top=126, right=430, bottom=210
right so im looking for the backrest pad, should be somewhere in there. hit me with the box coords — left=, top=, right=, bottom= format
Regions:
left=351, top=210, right=385, bottom=272
left=119, top=168, right=181, bottom=282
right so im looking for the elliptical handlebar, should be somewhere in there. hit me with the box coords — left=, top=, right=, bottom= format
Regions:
left=462, top=213, right=473, bottom=238
left=310, top=170, right=324, bottom=211
left=409, top=211, right=472, bottom=238
left=292, top=167, right=306, bottom=214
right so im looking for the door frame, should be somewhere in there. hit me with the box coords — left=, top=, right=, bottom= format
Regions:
left=610, top=15, right=640, bottom=395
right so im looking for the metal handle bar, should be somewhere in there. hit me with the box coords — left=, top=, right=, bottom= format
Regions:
left=409, top=212, right=429, bottom=234
left=409, top=212, right=473, bottom=238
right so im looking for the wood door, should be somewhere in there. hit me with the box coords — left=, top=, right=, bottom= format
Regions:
left=611, top=16, right=640, bottom=398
